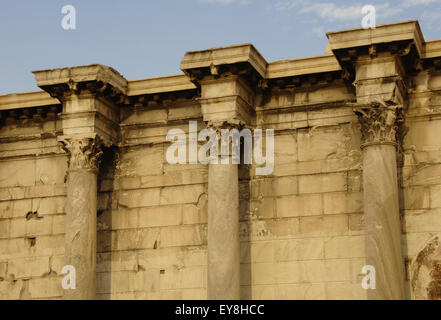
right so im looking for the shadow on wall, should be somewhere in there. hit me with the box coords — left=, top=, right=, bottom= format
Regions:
left=96, top=146, right=118, bottom=300
left=239, top=163, right=252, bottom=300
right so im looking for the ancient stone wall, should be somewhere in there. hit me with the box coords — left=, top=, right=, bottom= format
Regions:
left=0, top=20, right=441, bottom=300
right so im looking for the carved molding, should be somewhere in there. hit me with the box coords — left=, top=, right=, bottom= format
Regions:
left=354, top=102, right=402, bottom=147
left=60, top=136, right=104, bottom=171
left=410, top=235, right=441, bottom=300
left=207, top=120, right=244, bottom=134
left=45, top=81, right=126, bottom=106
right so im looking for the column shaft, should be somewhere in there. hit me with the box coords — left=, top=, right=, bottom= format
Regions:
left=207, top=162, right=240, bottom=300
left=64, top=169, right=98, bottom=299
left=60, top=136, right=102, bottom=300
left=363, top=144, right=406, bottom=299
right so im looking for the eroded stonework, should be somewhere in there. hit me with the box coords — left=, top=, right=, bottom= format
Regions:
left=0, top=20, right=441, bottom=300
left=60, top=136, right=104, bottom=171
left=355, top=103, right=401, bottom=147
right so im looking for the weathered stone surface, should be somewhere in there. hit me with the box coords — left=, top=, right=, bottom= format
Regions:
left=0, top=20, right=441, bottom=300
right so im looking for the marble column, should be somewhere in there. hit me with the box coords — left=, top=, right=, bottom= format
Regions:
left=207, top=125, right=240, bottom=300
left=356, top=103, right=406, bottom=300
left=60, top=136, right=103, bottom=300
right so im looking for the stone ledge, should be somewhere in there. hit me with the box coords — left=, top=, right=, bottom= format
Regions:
left=33, top=64, right=128, bottom=95
left=266, top=55, right=341, bottom=79
left=424, top=39, right=441, bottom=59
left=180, top=43, right=267, bottom=79
left=128, top=74, right=196, bottom=96
left=0, top=91, right=59, bottom=111
left=327, top=20, right=425, bottom=58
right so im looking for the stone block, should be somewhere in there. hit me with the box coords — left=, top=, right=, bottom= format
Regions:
left=118, top=146, right=163, bottom=177
left=160, top=184, right=205, bottom=205
left=0, top=199, right=32, bottom=219
left=348, top=213, right=364, bottom=231
left=118, top=188, right=161, bottom=208
left=326, top=282, right=368, bottom=300
left=52, top=215, right=65, bottom=234
left=128, top=269, right=160, bottom=292
left=28, top=277, right=62, bottom=299
left=302, top=259, right=352, bottom=282
left=31, top=197, right=66, bottom=215
left=182, top=204, right=207, bottom=225
left=34, top=235, right=65, bottom=257
left=7, top=256, right=50, bottom=279
left=0, top=279, right=24, bottom=299
left=402, top=186, right=430, bottom=210
left=323, top=192, right=363, bottom=214
left=0, top=219, right=10, bottom=239
left=274, top=134, right=297, bottom=165
left=277, top=194, right=323, bottom=217
left=274, top=238, right=324, bottom=261
left=275, top=283, right=326, bottom=300
left=298, top=173, right=347, bottom=194
left=299, top=215, right=348, bottom=235
left=273, top=176, right=298, bottom=196
left=97, top=251, right=138, bottom=273
left=139, top=205, right=182, bottom=228
left=324, top=235, right=365, bottom=259
left=250, top=198, right=275, bottom=219
left=297, top=127, right=346, bottom=162
left=0, top=159, right=35, bottom=188
left=10, top=217, right=52, bottom=237
left=111, top=209, right=139, bottom=230
left=403, top=210, right=441, bottom=233
left=182, top=288, right=207, bottom=300
left=160, top=225, right=206, bottom=248
left=35, top=156, right=67, bottom=185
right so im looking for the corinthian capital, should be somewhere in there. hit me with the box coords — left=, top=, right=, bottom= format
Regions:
left=59, top=135, right=104, bottom=171
left=354, top=102, right=402, bottom=147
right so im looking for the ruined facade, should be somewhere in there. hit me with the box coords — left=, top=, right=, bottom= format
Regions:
left=0, top=20, right=441, bottom=300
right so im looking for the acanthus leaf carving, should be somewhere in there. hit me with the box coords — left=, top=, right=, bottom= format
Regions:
left=354, top=102, right=402, bottom=147
left=60, top=136, right=104, bottom=171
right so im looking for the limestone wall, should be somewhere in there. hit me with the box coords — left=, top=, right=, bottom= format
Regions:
left=0, top=113, right=67, bottom=299
left=1, top=20, right=441, bottom=300
left=241, top=81, right=367, bottom=299
left=402, top=69, right=441, bottom=300
left=95, top=100, right=208, bottom=299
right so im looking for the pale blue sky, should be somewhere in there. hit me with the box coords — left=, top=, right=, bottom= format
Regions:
left=1, top=0, right=441, bottom=94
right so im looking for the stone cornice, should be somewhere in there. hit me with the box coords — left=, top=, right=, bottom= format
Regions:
left=180, top=44, right=267, bottom=79
left=0, top=105, right=61, bottom=127
left=327, top=20, right=425, bottom=81
left=33, top=64, right=128, bottom=103
left=0, top=21, right=440, bottom=115
left=424, top=40, right=441, bottom=59
left=180, top=44, right=268, bottom=90
left=266, top=54, right=341, bottom=79
left=327, top=20, right=424, bottom=58
left=128, top=74, right=196, bottom=96
left=0, top=91, right=59, bottom=110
